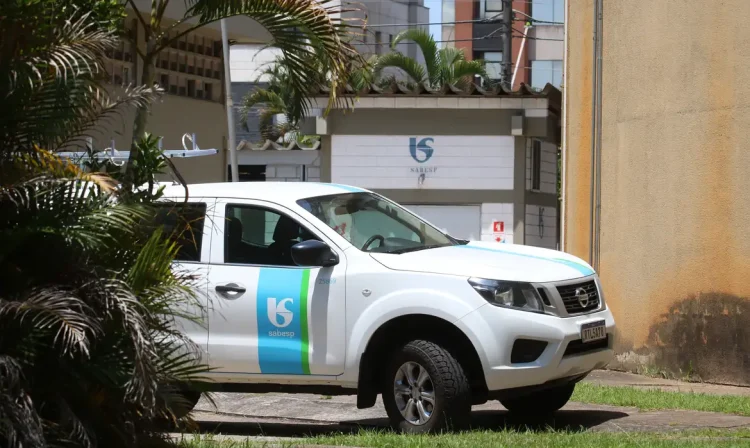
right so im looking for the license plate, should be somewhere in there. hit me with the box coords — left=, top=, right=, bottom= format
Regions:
left=580, top=320, right=607, bottom=343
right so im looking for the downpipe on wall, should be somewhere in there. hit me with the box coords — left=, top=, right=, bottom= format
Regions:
left=595, top=0, right=603, bottom=273
left=589, top=0, right=604, bottom=271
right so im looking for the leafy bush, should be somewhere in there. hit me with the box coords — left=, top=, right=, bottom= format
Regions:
left=0, top=2, right=207, bottom=447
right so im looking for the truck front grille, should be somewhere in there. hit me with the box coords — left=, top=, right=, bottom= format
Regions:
left=556, top=280, right=600, bottom=314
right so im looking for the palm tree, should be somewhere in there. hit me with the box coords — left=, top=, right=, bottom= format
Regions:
left=374, top=28, right=488, bottom=90
left=122, top=0, right=363, bottom=185
left=1, top=3, right=209, bottom=446
left=240, top=49, right=374, bottom=143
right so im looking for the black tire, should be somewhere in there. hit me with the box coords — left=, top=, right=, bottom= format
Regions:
left=500, top=383, right=575, bottom=416
left=382, top=340, right=471, bottom=433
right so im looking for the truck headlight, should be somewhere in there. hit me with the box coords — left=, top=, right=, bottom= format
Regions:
left=468, top=278, right=545, bottom=313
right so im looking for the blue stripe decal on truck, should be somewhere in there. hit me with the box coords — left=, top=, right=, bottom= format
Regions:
left=256, top=268, right=310, bottom=374
left=327, top=183, right=364, bottom=193
left=456, top=244, right=595, bottom=277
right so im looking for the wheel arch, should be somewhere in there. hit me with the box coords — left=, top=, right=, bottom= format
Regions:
left=355, top=313, right=488, bottom=409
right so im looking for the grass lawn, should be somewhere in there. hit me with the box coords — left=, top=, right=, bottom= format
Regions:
left=179, top=384, right=750, bottom=447
left=178, top=429, right=750, bottom=448
left=572, top=382, right=750, bottom=416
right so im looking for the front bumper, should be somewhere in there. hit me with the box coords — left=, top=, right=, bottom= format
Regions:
left=457, top=302, right=616, bottom=392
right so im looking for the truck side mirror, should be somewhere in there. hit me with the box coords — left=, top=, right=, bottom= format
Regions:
left=291, top=240, right=339, bottom=267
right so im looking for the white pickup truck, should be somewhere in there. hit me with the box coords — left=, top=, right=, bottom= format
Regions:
left=158, top=182, right=615, bottom=433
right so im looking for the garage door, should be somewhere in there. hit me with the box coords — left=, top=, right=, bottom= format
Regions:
left=403, top=205, right=481, bottom=241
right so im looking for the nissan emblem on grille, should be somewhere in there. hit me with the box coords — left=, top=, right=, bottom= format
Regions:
left=575, top=287, right=589, bottom=308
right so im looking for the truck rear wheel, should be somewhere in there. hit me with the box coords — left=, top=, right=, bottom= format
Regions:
left=382, top=340, right=471, bottom=433
left=500, top=383, right=575, bottom=416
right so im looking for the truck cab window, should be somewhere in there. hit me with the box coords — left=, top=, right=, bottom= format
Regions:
left=224, top=204, right=317, bottom=267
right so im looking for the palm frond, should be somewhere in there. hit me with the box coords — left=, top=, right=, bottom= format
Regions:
left=391, top=28, right=438, bottom=83
left=374, top=52, right=427, bottom=85
left=0, top=289, right=99, bottom=356
left=239, top=89, right=288, bottom=132
left=182, top=0, right=362, bottom=121
left=448, top=60, right=488, bottom=89
left=1, top=9, right=160, bottom=154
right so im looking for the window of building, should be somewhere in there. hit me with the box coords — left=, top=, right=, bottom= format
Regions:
left=531, top=59, right=563, bottom=88
left=531, top=140, right=542, bottom=191
left=485, top=0, right=504, bottom=12
left=122, top=66, right=130, bottom=85
left=224, top=204, right=318, bottom=266
left=375, top=31, right=382, bottom=54
left=477, top=51, right=503, bottom=82
left=187, top=79, right=196, bottom=98
left=160, top=73, right=169, bottom=89
left=204, top=82, right=213, bottom=100
left=532, top=0, right=564, bottom=24
left=153, top=203, right=207, bottom=262
left=228, top=164, right=266, bottom=182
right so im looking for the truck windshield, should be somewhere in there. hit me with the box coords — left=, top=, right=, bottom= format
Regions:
left=297, top=193, right=457, bottom=253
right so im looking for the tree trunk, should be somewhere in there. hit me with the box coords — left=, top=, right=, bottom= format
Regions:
left=124, top=44, right=155, bottom=186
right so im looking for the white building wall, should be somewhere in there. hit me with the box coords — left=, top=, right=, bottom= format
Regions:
left=525, top=204, right=557, bottom=249
left=235, top=150, right=321, bottom=182
left=480, top=203, right=514, bottom=244
left=229, top=45, right=282, bottom=82
left=331, top=135, right=515, bottom=190
left=529, top=25, right=564, bottom=61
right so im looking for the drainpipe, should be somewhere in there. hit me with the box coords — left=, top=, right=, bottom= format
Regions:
left=221, top=19, right=239, bottom=183
left=594, top=0, right=604, bottom=272
left=589, top=0, right=600, bottom=267
left=560, top=0, right=568, bottom=251
left=588, top=0, right=604, bottom=270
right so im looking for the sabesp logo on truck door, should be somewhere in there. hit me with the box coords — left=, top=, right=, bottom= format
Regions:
left=267, top=297, right=295, bottom=337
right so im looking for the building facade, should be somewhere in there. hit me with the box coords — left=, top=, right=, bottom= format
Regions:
left=441, top=0, right=563, bottom=90
left=301, top=84, right=562, bottom=246
left=349, top=0, right=430, bottom=63
left=230, top=0, right=431, bottom=149
left=564, top=0, right=750, bottom=384
left=92, top=3, right=267, bottom=184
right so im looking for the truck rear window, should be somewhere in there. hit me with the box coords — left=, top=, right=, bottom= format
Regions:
left=153, top=203, right=207, bottom=262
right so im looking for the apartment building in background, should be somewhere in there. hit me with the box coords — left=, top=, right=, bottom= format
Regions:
left=231, top=0, right=431, bottom=146
left=94, top=1, right=265, bottom=183
left=441, top=0, right=563, bottom=90
left=350, top=0, right=430, bottom=63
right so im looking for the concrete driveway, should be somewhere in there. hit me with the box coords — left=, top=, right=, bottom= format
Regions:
left=190, top=371, right=750, bottom=439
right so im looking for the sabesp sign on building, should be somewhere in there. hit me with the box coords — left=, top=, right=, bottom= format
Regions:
left=331, top=135, right=515, bottom=190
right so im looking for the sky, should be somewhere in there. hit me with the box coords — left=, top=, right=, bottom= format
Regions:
left=426, top=0, right=442, bottom=42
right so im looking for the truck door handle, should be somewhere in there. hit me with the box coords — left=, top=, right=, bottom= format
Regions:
left=215, top=282, right=246, bottom=297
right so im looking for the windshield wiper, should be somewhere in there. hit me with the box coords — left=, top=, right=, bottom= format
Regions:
left=388, top=244, right=451, bottom=255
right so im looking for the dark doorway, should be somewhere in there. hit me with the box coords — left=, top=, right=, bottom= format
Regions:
left=228, top=165, right=266, bottom=182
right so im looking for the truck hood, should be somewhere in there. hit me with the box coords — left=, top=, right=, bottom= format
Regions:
left=369, top=241, right=595, bottom=283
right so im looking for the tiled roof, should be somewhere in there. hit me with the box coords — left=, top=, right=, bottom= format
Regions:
left=236, top=139, right=320, bottom=151
left=315, top=82, right=561, bottom=112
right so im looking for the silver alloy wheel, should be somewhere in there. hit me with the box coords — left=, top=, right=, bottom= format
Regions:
left=393, top=361, right=435, bottom=425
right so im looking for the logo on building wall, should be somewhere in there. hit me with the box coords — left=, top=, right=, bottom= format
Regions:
left=409, top=137, right=434, bottom=163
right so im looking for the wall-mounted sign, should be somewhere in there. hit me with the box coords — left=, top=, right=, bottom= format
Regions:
left=331, top=135, right=515, bottom=190
left=493, top=221, right=504, bottom=233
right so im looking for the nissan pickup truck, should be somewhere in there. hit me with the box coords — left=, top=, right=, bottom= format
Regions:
left=158, top=182, right=615, bottom=433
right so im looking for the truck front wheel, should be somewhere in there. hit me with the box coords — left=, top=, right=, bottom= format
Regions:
left=382, top=340, right=471, bottom=433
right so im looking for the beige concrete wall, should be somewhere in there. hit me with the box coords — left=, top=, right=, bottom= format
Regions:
left=88, top=8, right=232, bottom=184
left=565, top=0, right=750, bottom=384
left=92, top=88, right=228, bottom=184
